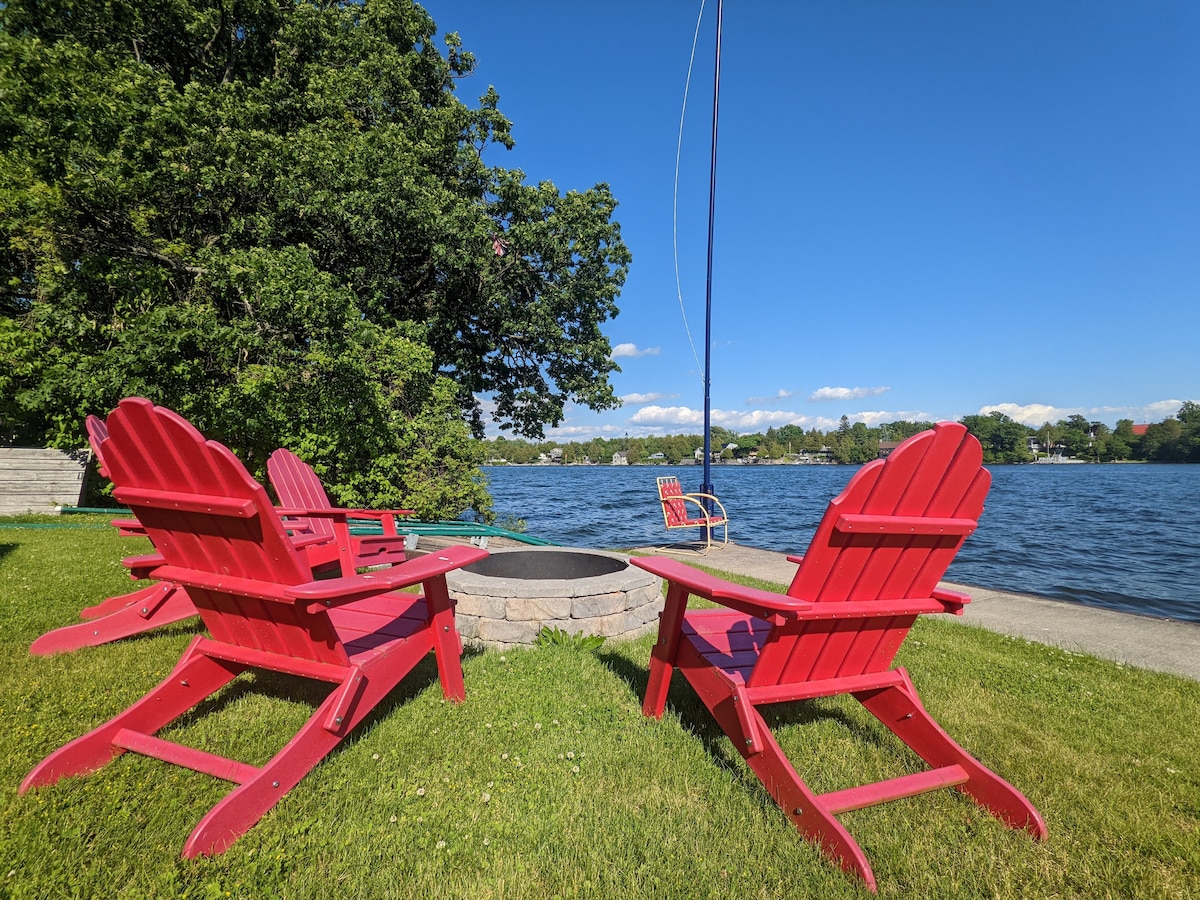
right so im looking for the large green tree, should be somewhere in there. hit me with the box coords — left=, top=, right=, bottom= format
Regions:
left=0, top=0, right=630, bottom=516
left=961, top=412, right=1033, bottom=464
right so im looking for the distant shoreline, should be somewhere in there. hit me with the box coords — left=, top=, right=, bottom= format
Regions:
left=482, top=459, right=1187, bottom=468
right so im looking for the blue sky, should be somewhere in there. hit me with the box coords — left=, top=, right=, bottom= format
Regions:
left=419, top=0, right=1200, bottom=440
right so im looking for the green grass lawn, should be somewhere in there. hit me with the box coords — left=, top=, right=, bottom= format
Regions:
left=1, top=516, right=1197, bottom=898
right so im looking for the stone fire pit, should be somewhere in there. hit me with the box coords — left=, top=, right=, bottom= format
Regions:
left=446, top=547, right=663, bottom=650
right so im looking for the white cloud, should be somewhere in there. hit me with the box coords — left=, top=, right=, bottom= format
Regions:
left=746, top=389, right=794, bottom=405
left=809, top=385, right=891, bottom=402
left=853, top=409, right=938, bottom=427
left=980, top=400, right=1187, bottom=428
left=627, top=405, right=706, bottom=427
left=714, top=409, right=812, bottom=430
left=611, top=343, right=661, bottom=359
left=620, top=392, right=676, bottom=405
left=538, top=423, right=628, bottom=438
left=628, top=405, right=842, bottom=432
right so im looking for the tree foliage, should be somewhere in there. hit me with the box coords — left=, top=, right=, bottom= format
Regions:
left=960, top=412, right=1035, bottom=464
left=0, top=0, right=630, bottom=516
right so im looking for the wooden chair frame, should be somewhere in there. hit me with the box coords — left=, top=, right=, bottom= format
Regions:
left=21, top=398, right=487, bottom=856
left=268, top=447, right=412, bottom=574
left=30, top=423, right=412, bottom=656
left=633, top=424, right=1046, bottom=891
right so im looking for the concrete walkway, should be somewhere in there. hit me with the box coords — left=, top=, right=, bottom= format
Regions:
left=631, top=541, right=1200, bottom=682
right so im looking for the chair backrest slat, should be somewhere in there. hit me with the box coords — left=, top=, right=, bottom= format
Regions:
left=100, top=398, right=348, bottom=665
left=85, top=415, right=111, bottom=477
left=267, top=449, right=337, bottom=539
left=748, top=423, right=988, bottom=688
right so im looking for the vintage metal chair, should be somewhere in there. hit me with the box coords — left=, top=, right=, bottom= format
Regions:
left=21, top=398, right=486, bottom=856
left=655, top=475, right=729, bottom=554
left=633, top=423, right=1046, bottom=891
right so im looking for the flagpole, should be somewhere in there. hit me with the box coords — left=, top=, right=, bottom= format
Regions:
left=701, top=0, right=723, bottom=513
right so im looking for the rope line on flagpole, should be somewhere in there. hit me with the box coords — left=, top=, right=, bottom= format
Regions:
left=673, top=0, right=708, bottom=381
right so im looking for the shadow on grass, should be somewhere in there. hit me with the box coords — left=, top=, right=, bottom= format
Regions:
left=53, top=638, right=486, bottom=789
left=598, top=646, right=903, bottom=793
left=0, top=542, right=16, bottom=562
left=174, top=644, right=483, bottom=736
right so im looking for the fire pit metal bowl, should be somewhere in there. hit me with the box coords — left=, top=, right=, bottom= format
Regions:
left=445, top=547, right=663, bottom=650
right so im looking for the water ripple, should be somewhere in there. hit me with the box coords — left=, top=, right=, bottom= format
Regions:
left=482, top=463, right=1200, bottom=623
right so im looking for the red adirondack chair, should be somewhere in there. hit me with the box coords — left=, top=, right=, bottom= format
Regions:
left=633, top=423, right=1046, bottom=892
left=30, top=425, right=417, bottom=656
left=21, top=398, right=487, bottom=857
left=655, top=475, right=729, bottom=553
left=28, top=416, right=199, bottom=656
left=268, top=447, right=411, bottom=574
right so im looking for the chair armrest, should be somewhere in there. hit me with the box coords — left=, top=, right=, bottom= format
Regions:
left=276, top=507, right=413, bottom=570
left=122, top=553, right=166, bottom=580
left=289, top=533, right=335, bottom=550
left=931, top=586, right=971, bottom=614
left=631, top=556, right=968, bottom=621
left=691, top=494, right=724, bottom=520
left=287, top=545, right=488, bottom=604
left=788, top=594, right=970, bottom=620
left=683, top=491, right=728, bottom=521
left=631, top=556, right=810, bottom=622
left=144, top=546, right=486, bottom=608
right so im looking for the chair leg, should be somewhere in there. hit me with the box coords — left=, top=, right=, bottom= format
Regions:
left=20, top=638, right=241, bottom=791
left=681, top=663, right=879, bottom=891
left=183, top=640, right=429, bottom=857
left=30, top=582, right=196, bottom=656
left=743, top=721, right=879, bottom=892
left=642, top=582, right=691, bottom=718
left=423, top=577, right=466, bottom=702
left=854, top=668, right=1047, bottom=839
left=79, top=581, right=172, bottom=620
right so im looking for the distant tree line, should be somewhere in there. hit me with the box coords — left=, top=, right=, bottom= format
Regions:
left=481, top=402, right=1200, bottom=466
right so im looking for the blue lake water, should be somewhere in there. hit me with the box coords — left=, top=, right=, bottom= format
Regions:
left=480, top=463, right=1200, bottom=625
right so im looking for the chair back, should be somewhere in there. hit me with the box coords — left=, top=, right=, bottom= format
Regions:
left=99, top=398, right=349, bottom=665
left=750, top=423, right=989, bottom=686
left=268, top=448, right=337, bottom=540
left=86, top=415, right=110, bottom=476
left=657, top=476, right=692, bottom=527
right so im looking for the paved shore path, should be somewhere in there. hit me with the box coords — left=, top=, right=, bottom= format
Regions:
left=631, top=541, right=1200, bottom=682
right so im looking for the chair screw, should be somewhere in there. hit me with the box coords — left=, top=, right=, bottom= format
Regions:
left=793, top=807, right=803, bottom=816
left=141, top=608, right=148, bottom=614
left=181, top=680, right=189, bottom=687
left=272, top=781, right=280, bottom=788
